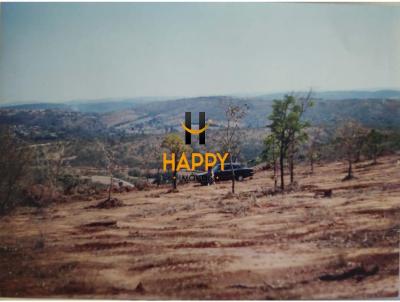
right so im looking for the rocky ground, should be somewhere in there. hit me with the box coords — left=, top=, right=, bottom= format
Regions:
left=0, top=156, right=399, bottom=299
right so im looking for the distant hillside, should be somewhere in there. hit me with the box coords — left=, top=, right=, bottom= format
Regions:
left=1, top=90, right=400, bottom=139
left=0, top=96, right=173, bottom=113
left=66, top=96, right=173, bottom=113
left=2, top=89, right=399, bottom=113
left=305, top=99, right=400, bottom=129
left=315, top=89, right=400, bottom=100
left=0, top=109, right=109, bottom=140
left=103, top=96, right=400, bottom=132
left=2, top=103, right=71, bottom=111
left=253, top=89, right=400, bottom=101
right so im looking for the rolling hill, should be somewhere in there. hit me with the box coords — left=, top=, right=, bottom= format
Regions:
left=103, top=95, right=400, bottom=133
left=1, top=90, right=400, bottom=140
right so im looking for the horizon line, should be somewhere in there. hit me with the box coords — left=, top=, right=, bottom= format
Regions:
left=1, top=87, right=400, bottom=106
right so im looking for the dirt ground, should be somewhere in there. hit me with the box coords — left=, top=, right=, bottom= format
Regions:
left=0, top=156, right=399, bottom=299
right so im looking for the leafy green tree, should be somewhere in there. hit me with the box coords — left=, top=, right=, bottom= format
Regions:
left=268, top=93, right=313, bottom=191
left=161, top=134, right=190, bottom=190
left=364, top=129, right=385, bottom=164
left=268, top=96, right=293, bottom=191
left=0, top=126, right=32, bottom=214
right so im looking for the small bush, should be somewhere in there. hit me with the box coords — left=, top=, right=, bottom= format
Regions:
left=24, top=184, right=64, bottom=207
left=128, top=168, right=142, bottom=177
left=57, top=174, right=80, bottom=195
left=134, top=180, right=151, bottom=191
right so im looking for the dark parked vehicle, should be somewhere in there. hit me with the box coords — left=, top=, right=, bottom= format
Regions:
left=197, top=163, right=254, bottom=186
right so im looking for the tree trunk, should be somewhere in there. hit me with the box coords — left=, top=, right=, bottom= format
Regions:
left=288, top=147, right=292, bottom=185
left=289, top=156, right=294, bottom=184
left=288, top=142, right=295, bottom=184
left=279, top=147, right=284, bottom=191
left=273, top=159, right=277, bottom=191
left=310, top=156, right=314, bottom=174
left=173, top=171, right=177, bottom=189
left=230, top=156, right=235, bottom=194
left=272, top=140, right=277, bottom=192
left=172, top=158, right=178, bottom=190
left=108, top=175, right=113, bottom=200
left=347, top=160, right=353, bottom=179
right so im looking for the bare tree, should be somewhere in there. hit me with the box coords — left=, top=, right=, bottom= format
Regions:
left=286, top=91, right=313, bottom=185
left=142, top=141, right=161, bottom=183
left=98, top=141, right=116, bottom=200
left=220, top=100, right=248, bottom=194
left=335, top=120, right=368, bottom=180
left=41, top=141, right=69, bottom=192
left=305, top=128, right=324, bottom=174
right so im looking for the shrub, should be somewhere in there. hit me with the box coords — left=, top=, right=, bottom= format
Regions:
left=0, top=126, right=32, bottom=214
left=57, top=174, right=80, bottom=195
left=128, top=168, right=142, bottom=177
left=134, top=179, right=151, bottom=191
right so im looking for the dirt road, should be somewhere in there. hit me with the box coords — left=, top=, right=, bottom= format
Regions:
left=0, top=156, right=399, bottom=299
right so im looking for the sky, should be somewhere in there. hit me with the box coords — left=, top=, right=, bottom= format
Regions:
left=0, top=3, right=399, bottom=103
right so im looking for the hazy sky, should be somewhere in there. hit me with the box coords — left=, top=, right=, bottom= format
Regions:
left=0, top=3, right=399, bottom=103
